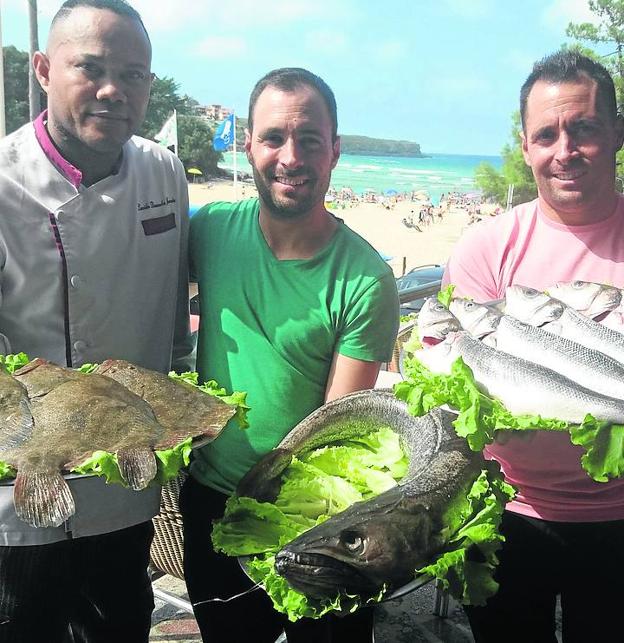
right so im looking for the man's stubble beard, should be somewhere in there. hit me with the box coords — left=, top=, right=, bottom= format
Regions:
left=252, top=165, right=330, bottom=220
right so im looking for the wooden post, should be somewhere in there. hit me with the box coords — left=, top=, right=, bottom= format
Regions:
left=401, top=256, right=407, bottom=276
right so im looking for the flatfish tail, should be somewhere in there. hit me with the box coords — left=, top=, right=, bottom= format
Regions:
left=117, top=447, right=157, bottom=491
left=13, top=470, right=75, bottom=528
left=0, top=398, right=35, bottom=450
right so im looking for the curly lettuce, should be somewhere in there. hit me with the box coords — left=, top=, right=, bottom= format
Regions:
left=395, top=354, right=623, bottom=482
left=212, top=427, right=510, bottom=620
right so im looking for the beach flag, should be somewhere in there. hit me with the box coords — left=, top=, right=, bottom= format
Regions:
left=155, top=110, right=178, bottom=155
left=213, top=113, right=235, bottom=151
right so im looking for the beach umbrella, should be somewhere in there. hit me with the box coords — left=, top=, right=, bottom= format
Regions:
left=187, top=167, right=203, bottom=183
left=385, top=189, right=399, bottom=196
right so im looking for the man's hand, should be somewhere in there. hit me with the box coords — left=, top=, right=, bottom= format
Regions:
left=324, top=353, right=381, bottom=402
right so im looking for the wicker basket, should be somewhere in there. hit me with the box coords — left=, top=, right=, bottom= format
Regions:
left=150, top=471, right=188, bottom=580
left=390, top=320, right=417, bottom=373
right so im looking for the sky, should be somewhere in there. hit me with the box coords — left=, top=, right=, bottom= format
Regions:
left=1, top=0, right=613, bottom=156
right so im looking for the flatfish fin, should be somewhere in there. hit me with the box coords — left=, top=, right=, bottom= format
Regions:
left=117, top=447, right=157, bottom=491
left=13, top=471, right=75, bottom=528
left=0, top=399, right=35, bottom=450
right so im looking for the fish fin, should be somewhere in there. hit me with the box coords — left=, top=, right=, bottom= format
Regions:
left=0, top=399, right=35, bottom=451
left=13, top=471, right=75, bottom=528
left=12, top=357, right=48, bottom=376
left=117, top=447, right=157, bottom=491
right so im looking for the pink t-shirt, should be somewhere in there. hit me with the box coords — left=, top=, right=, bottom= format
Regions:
left=443, top=197, right=624, bottom=522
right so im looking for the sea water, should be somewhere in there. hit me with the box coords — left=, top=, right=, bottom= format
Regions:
left=218, top=152, right=503, bottom=205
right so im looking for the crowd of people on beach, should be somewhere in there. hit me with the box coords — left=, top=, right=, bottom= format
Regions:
left=1, top=1, right=623, bottom=643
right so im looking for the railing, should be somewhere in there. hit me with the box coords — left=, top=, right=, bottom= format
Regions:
left=398, top=280, right=442, bottom=307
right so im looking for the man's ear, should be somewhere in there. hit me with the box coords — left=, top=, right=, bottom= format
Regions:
left=244, top=128, right=252, bottom=162
left=520, top=130, right=531, bottom=167
left=331, top=135, right=341, bottom=170
left=32, top=51, right=51, bottom=93
left=614, top=114, right=624, bottom=152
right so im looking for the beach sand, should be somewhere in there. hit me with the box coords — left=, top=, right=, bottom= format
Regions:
left=188, top=180, right=482, bottom=275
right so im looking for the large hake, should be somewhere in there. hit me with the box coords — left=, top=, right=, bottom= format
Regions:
left=237, top=390, right=484, bottom=599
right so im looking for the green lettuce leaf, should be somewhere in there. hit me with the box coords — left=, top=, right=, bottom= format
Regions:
left=417, top=463, right=514, bottom=606
left=211, top=428, right=510, bottom=620
left=0, top=353, right=30, bottom=374
left=437, top=284, right=455, bottom=308
left=168, top=370, right=250, bottom=428
left=393, top=355, right=623, bottom=482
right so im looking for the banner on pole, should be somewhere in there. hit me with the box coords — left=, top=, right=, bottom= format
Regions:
left=213, top=113, right=235, bottom=151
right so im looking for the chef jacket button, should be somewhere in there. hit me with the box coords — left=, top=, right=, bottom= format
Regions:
left=73, top=340, right=87, bottom=352
left=70, top=275, right=81, bottom=288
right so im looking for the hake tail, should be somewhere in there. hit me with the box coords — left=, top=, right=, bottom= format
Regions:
left=117, top=447, right=157, bottom=491
left=13, top=471, right=75, bottom=528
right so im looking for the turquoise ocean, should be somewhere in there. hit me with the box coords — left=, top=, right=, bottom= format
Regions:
left=219, top=152, right=503, bottom=205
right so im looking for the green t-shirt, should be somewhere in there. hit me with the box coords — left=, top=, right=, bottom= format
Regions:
left=189, top=198, right=400, bottom=493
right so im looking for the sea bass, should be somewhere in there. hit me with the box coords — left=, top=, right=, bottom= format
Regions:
left=492, top=315, right=624, bottom=401
left=416, top=332, right=624, bottom=425
left=416, top=297, right=462, bottom=342
left=237, top=390, right=484, bottom=599
left=505, top=286, right=624, bottom=366
left=547, top=280, right=621, bottom=318
left=449, top=298, right=502, bottom=339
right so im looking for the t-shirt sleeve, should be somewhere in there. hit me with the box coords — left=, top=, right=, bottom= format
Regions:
left=337, top=271, right=400, bottom=362
left=443, top=223, right=502, bottom=302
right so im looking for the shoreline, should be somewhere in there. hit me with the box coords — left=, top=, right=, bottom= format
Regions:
left=188, top=179, right=496, bottom=275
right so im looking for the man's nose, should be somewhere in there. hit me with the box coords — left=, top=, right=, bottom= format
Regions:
left=279, top=138, right=304, bottom=169
left=95, top=77, right=127, bottom=103
left=555, top=131, right=579, bottom=162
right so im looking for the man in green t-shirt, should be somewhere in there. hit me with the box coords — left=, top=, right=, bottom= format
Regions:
left=181, top=67, right=400, bottom=643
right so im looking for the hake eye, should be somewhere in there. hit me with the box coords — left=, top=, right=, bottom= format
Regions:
left=341, top=531, right=364, bottom=553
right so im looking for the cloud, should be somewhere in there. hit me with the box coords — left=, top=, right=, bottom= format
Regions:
left=541, top=0, right=597, bottom=31
left=440, top=0, right=492, bottom=19
left=429, top=73, right=489, bottom=97
left=373, top=40, right=409, bottom=64
left=305, top=30, right=350, bottom=55
left=195, top=36, right=248, bottom=59
left=503, top=50, right=539, bottom=75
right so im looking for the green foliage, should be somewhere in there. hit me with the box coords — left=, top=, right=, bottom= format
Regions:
left=2, top=46, right=31, bottom=134
left=139, top=76, right=222, bottom=177
left=474, top=112, right=537, bottom=206
left=177, top=114, right=222, bottom=176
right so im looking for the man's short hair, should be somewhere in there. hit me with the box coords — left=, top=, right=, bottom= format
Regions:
left=248, top=68, right=338, bottom=140
left=51, top=0, right=148, bottom=42
left=520, top=50, right=617, bottom=129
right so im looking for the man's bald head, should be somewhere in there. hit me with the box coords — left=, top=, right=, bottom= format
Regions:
left=48, top=0, right=150, bottom=54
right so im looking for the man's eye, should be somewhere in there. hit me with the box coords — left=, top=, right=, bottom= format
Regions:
left=78, top=62, right=100, bottom=75
left=124, top=70, right=147, bottom=82
left=301, top=137, right=322, bottom=149
left=535, top=131, right=555, bottom=143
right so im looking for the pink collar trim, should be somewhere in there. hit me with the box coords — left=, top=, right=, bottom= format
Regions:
left=33, top=110, right=83, bottom=188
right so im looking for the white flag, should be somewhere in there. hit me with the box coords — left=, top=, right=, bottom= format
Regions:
left=155, top=110, right=178, bottom=155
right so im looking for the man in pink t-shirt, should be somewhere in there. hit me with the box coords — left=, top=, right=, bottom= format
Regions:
left=444, top=51, right=624, bottom=643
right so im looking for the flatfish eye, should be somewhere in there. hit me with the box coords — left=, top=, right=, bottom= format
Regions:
left=465, top=301, right=475, bottom=309
left=341, top=531, right=364, bottom=553
left=433, top=303, right=446, bottom=312
left=572, top=280, right=586, bottom=288
left=524, top=288, right=539, bottom=297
